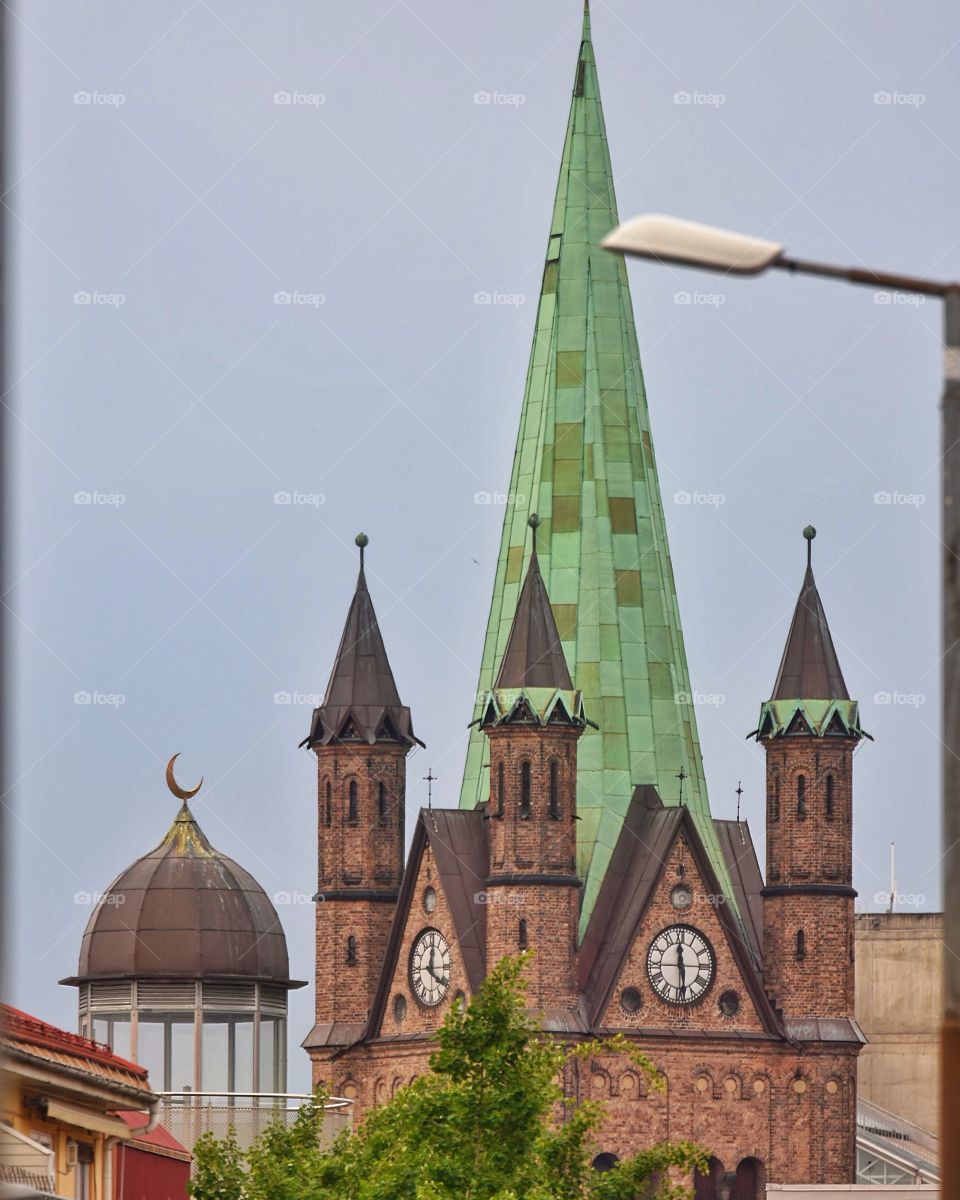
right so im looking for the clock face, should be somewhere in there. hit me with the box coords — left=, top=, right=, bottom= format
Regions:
left=410, top=928, right=451, bottom=1007
left=646, top=925, right=714, bottom=1006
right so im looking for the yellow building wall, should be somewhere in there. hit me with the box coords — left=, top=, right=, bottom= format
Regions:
left=855, top=911, right=942, bottom=1134
left=2, top=1080, right=108, bottom=1199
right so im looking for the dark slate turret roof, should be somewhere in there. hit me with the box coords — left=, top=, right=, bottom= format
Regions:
left=306, top=548, right=421, bottom=748
left=772, top=564, right=849, bottom=701
left=495, top=547, right=573, bottom=690
left=65, top=803, right=300, bottom=987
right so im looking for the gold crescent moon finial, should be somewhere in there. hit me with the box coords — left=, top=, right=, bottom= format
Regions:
left=166, top=753, right=203, bottom=801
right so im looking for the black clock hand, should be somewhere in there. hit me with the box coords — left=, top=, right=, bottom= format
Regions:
left=676, top=944, right=686, bottom=994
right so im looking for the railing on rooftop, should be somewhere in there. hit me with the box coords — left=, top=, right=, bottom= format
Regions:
left=857, top=1095, right=939, bottom=1165
left=156, top=1091, right=353, bottom=1155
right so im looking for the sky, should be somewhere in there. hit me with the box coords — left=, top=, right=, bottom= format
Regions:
left=9, top=0, right=960, bottom=1093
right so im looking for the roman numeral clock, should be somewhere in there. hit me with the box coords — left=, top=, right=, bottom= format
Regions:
left=410, top=929, right=451, bottom=1006
left=646, top=925, right=715, bottom=1005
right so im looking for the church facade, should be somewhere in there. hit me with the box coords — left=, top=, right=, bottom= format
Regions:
left=304, top=7, right=868, bottom=1192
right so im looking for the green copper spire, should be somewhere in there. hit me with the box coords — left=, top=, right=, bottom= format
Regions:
left=461, top=5, right=736, bottom=934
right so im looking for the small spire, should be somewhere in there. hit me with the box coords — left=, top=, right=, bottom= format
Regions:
left=495, top=520, right=572, bottom=690
left=770, top=529, right=849, bottom=702
left=305, top=541, right=423, bottom=748
left=582, top=0, right=591, bottom=41
left=735, top=780, right=744, bottom=822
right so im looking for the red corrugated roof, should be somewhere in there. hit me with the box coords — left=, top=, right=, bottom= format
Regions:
left=1, top=1004, right=148, bottom=1078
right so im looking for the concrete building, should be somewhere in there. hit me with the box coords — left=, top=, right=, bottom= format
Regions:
left=855, top=911, right=942, bottom=1135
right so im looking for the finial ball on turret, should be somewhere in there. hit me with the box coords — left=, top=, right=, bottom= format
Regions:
left=355, top=532, right=369, bottom=548
left=803, top=525, right=816, bottom=541
left=528, top=513, right=541, bottom=529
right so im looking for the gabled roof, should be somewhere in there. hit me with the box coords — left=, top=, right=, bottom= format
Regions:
left=772, top=563, right=849, bottom=702
left=495, top=542, right=572, bottom=690
left=459, top=0, right=732, bottom=940
left=306, top=542, right=422, bottom=749
left=714, top=819, right=764, bottom=966
left=361, top=809, right=489, bottom=1045
left=578, top=788, right=782, bottom=1036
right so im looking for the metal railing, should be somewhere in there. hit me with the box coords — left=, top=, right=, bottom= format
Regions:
left=156, top=1091, right=353, bottom=1154
left=857, top=1095, right=940, bottom=1165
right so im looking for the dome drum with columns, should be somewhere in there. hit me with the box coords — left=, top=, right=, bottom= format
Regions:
left=61, top=757, right=304, bottom=1097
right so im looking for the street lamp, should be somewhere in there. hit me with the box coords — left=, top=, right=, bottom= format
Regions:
left=604, top=213, right=960, bottom=1184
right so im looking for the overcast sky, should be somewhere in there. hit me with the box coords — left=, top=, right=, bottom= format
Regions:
left=9, top=0, right=959, bottom=1092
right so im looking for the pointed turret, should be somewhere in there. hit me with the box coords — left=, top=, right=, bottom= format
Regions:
left=496, top=516, right=573, bottom=691
left=772, top=526, right=849, bottom=702
left=306, top=534, right=421, bottom=749
left=755, top=528, right=866, bottom=1023
left=461, top=5, right=729, bottom=934
left=754, top=527, right=866, bottom=741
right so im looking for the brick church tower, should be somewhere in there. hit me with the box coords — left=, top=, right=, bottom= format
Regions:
left=479, top=515, right=587, bottom=1012
left=303, top=534, right=423, bottom=1058
left=756, top=527, right=867, bottom=1020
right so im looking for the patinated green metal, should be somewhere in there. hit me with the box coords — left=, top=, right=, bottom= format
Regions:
left=460, top=2, right=737, bottom=935
left=754, top=698, right=868, bottom=741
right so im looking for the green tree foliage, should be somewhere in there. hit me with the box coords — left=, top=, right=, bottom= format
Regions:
left=190, top=955, right=707, bottom=1200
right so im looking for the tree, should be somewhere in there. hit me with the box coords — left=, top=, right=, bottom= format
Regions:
left=190, top=955, right=707, bottom=1200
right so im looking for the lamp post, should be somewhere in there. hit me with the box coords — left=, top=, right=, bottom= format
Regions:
left=603, top=213, right=960, bottom=1185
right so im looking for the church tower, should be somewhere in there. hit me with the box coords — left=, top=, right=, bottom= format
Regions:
left=755, top=527, right=867, bottom=1020
left=459, top=0, right=739, bottom=939
left=303, top=534, right=423, bottom=1058
left=479, top=515, right=586, bottom=1011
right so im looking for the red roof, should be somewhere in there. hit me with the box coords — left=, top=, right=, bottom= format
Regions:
left=116, top=1112, right=191, bottom=1160
left=1, top=1004, right=148, bottom=1078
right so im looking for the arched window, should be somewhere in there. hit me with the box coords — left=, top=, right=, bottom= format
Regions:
left=825, top=774, right=834, bottom=819
left=324, top=780, right=332, bottom=827
left=518, top=919, right=528, bottom=949
left=548, top=761, right=561, bottom=820
left=378, top=781, right=387, bottom=822
left=496, top=761, right=505, bottom=817
left=796, top=774, right=806, bottom=819
left=795, top=929, right=806, bottom=960
left=348, top=780, right=358, bottom=825
left=519, top=761, right=532, bottom=819
left=346, top=935, right=358, bottom=965
left=770, top=775, right=780, bottom=822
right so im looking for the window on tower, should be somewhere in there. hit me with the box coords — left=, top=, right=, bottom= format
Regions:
left=518, top=919, right=528, bottom=949
left=796, top=929, right=806, bottom=960
left=519, top=761, right=532, bottom=819
left=346, top=935, right=358, bottom=965
left=796, top=774, right=806, bottom=818
left=548, top=761, right=561, bottom=819
left=324, top=780, right=332, bottom=827
left=770, top=775, right=780, bottom=822
left=378, top=782, right=387, bottom=823
left=825, top=774, right=835, bottom=819
left=347, top=780, right=358, bottom=825
left=497, top=761, right=505, bottom=817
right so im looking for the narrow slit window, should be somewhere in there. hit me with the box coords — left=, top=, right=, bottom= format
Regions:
left=348, top=780, right=358, bottom=825
left=771, top=776, right=780, bottom=823
left=497, top=761, right=505, bottom=818
left=796, top=774, right=806, bottom=819
left=548, top=761, right=561, bottom=820
left=324, top=780, right=332, bottom=827
left=519, top=762, right=532, bottom=819
left=518, top=919, right=528, bottom=949
left=825, top=774, right=835, bottom=820
left=796, top=929, right=806, bottom=960
left=378, top=781, right=387, bottom=822
left=346, top=935, right=358, bottom=965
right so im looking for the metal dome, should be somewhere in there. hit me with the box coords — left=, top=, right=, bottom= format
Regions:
left=65, top=801, right=298, bottom=987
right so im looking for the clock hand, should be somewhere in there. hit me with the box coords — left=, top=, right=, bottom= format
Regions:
left=677, top=944, right=686, bottom=993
